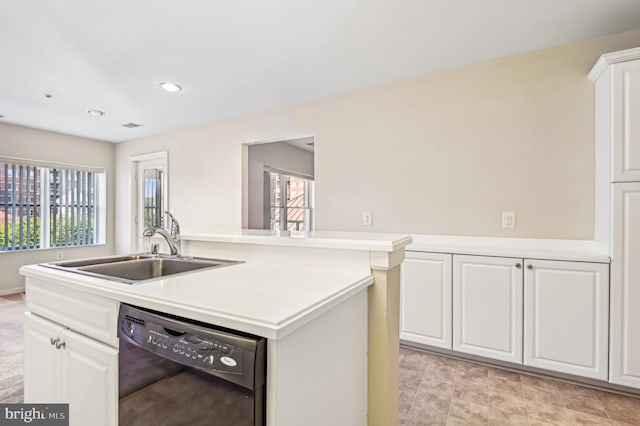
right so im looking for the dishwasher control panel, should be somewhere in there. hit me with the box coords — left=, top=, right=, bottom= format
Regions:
left=121, top=312, right=244, bottom=375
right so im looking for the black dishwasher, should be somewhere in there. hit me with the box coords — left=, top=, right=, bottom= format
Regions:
left=118, top=304, right=266, bottom=426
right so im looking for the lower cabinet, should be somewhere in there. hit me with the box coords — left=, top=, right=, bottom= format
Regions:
left=453, top=255, right=523, bottom=363
left=24, top=312, right=64, bottom=403
left=24, top=312, right=118, bottom=426
left=400, top=252, right=452, bottom=349
left=403, top=252, right=610, bottom=381
left=523, top=260, right=609, bottom=380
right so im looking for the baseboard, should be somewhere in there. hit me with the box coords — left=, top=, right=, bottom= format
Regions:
left=0, top=286, right=25, bottom=296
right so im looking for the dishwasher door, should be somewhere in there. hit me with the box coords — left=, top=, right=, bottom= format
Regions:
left=118, top=304, right=266, bottom=426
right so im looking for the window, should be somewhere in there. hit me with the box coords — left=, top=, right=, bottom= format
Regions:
left=142, top=168, right=163, bottom=229
left=0, top=160, right=105, bottom=251
left=269, top=171, right=314, bottom=232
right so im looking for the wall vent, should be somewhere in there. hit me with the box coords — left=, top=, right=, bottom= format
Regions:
left=122, top=122, right=143, bottom=128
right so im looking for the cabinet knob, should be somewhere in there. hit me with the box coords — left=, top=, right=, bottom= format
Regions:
left=50, top=337, right=60, bottom=346
left=527, top=264, right=533, bottom=270
left=515, top=263, right=522, bottom=269
left=55, top=341, right=66, bottom=350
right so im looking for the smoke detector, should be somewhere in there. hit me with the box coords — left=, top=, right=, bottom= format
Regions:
left=122, top=122, right=143, bottom=128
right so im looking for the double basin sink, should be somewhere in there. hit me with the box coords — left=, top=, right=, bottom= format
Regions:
left=42, top=254, right=241, bottom=284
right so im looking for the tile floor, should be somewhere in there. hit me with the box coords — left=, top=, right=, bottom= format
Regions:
left=400, top=346, right=640, bottom=425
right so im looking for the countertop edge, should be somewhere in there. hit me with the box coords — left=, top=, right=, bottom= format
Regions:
left=407, top=235, right=610, bottom=263
left=181, top=232, right=412, bottom=252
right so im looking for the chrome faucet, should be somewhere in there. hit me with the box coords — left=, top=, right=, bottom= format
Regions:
left=143, top=211, right=181, bottom=256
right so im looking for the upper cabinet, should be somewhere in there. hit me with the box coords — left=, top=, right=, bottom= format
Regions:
left=611, top=61, right=640, bottom=182
left=589, top=47, right=640, bottom=183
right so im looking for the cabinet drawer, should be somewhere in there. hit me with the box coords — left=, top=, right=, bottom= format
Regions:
left=26, top=278, right=119, bottom=347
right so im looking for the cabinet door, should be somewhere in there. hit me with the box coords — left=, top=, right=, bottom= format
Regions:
left=524, top=260, right=609, bottom=380
left=24, top=313, right=65, bottom=403
left=612, top=61, right=640, bottom=182
left=61, top=329, right=118, bottom=426
left=610, top=182, right=640, bottom=388
left=453, top=255, right=523, bottom=363
left=400, top=252, right=452, bottom=349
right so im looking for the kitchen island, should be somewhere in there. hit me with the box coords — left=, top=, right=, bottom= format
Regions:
left=20, top=230, right=411, bottom=426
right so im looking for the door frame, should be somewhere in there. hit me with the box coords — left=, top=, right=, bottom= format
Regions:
left=129, top=151, right=168, bottom=252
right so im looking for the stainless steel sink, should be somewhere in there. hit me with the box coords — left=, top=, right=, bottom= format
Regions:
left=47, top=254, right=154, bottom=268
left=41, top=255, right=241, bottom=284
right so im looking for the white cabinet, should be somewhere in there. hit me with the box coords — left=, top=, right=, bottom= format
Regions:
left=611, top=60, right=640, bottom=182
left=591, top=48, right=640, bottom=390
left=590, top=49, right=640, bottom=183
left=453, top=255, right=523, bottom=364
left=24, top=277, right=119, bottom=426
left=400, top=252, right=452, bottom=349
left=523, top=260, right=609, bottom=380
left=24, top=313, right=118, bottom=426
left=610, top=182, right=640, bottom=388
left=24, top=312, right=64, bottom=403
left=63, top=327, right=118, bottom=425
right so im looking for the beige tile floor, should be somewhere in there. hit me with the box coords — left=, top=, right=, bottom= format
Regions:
left=400, top=346, right=640, bottom=425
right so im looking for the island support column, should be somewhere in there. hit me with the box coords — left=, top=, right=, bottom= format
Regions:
left=368, top=250, right=404, bottom=426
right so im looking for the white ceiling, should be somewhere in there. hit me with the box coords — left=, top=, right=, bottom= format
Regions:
left=1, top=0, right=640, bottom=143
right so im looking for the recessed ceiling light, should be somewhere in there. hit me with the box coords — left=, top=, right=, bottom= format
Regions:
left=159, top=82, right=182, bottom=93
left=87, top=109, right=106, bottom=117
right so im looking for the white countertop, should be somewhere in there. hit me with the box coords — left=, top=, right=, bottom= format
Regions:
left=20, top=261, right=373, bottom=340
left=407, top=234, right=610, bottom=263
left=181, top=229, right=412, bottom=252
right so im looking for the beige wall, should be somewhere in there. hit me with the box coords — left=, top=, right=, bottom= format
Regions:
left=0, top=123, right=115, bottom=293
left=115, top=29, right=640, bottom=251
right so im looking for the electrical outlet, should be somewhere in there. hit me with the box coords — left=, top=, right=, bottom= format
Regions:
left=362, top=212, right=372, bottom=226
left=502, top=212, right=516, bottom=229
left=56, top=251, right=63, bottom=260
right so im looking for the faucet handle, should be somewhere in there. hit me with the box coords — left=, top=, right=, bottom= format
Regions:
left=142, top=226, right=156, bottom=237
left=165, top=211, right=180, bottom=239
